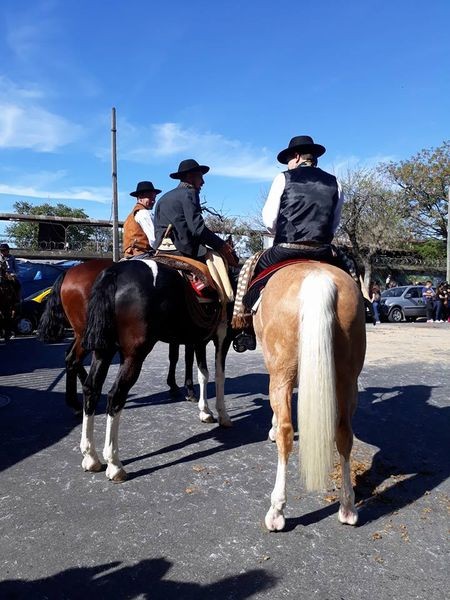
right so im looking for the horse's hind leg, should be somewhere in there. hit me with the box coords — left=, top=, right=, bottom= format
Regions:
left=335, top=380, right=358, bottom=526
left=265, top=375, right=294, bottom=531
left=103, top=351, right=149, bottom=482
left=167, top=342, right=180, bottom=396
left=65, top=338, right=87, bottom=416
left=194, top=343, right=215, bottom=423
left=213, top=319, right=232, bottom=427
left=80, top=349, right=114, bottom=473
left=184, top=344, right=196, bottom=402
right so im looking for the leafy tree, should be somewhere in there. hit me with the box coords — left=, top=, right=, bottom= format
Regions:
left=337, top=168, right=409, bottom=285
left=382, top=140, right=450, bottom=241
left=6, top=201, right=103, bottom=249
left=412, top=239, right=446, bottom=262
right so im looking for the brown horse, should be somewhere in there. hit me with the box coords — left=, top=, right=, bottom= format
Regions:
left=253, top=262, right=366, bottom=530
left=38, top=259, right=113, bottom=413
left=38, top=259, right=200, bottom=413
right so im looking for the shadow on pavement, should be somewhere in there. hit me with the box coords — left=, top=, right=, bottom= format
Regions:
left=124, top=393, right=272, bottom=480
left=0, top=557, right=276, bottom=600
left=353, top=384, right=450, bottom=524
left=0, top=370, right=272, bottom=475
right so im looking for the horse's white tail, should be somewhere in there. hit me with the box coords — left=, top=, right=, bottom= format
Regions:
left=298, top=271, right=337, bottom=490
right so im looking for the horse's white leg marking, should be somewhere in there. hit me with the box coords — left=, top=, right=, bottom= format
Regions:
left=214, top=320, right=232, bottom=427
left=197, top=363, right=214, bottom=423
left=80, top=413, right=102, bottom=472
left=338, top=455, right=358, bottom=525
left=103, top=412, right=127, bottom=482
left=268, top=412, right=277, bottom=442
left=265, top=458, right=287, bottom=531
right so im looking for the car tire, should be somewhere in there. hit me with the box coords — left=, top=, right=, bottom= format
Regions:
left=15, top=317, right=35, bottom=335
left=388, top=307, right=404, bottom=323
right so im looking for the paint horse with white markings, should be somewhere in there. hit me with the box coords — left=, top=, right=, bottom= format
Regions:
left=253, top=262, right=366, bottom=529
left=79, top=257, right=234, bottom=481
left=38, top=259, right=206, bottom=411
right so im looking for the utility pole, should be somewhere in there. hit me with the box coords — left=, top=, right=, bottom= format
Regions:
left=111, top=107, right=120, bottom=262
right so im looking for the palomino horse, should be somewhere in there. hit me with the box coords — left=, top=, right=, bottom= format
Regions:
left=71, top=258, right=234, bottom=481
left=38, top=259, right=201, bottom=413
left=253, top=262, right=366, bottom=530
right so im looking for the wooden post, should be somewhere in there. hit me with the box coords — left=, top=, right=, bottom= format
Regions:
left=111, top=107, right=120, bottom=262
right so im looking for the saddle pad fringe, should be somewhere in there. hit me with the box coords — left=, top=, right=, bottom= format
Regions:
left=231, top=251, right=263, bottom=329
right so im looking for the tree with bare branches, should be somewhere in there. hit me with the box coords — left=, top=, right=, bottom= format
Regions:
left=337, top=168, right=408, bottom=285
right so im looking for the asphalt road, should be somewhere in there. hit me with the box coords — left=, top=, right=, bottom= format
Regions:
left=0, top=324, right=448, bottom=600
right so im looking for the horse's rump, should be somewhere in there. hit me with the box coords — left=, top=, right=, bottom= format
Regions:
left=254, top=262, right=366, bottom=489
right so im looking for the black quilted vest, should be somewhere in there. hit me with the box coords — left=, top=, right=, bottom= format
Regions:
left=274, top=166, right=339, bottom=244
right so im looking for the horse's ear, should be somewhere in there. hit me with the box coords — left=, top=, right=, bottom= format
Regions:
left=226, top=234, right=233, bottom=246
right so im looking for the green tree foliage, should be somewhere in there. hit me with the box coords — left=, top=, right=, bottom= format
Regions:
left=6, top=201, right=105, bottom=249
left=382, top=140, right=450, bottom=240
left=412, top=239, right=446, bottom=262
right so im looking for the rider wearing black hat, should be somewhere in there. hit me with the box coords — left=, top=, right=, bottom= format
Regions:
left=232, top=135, right=346, bottom=351
left=123, top=181, right=162, bottom=258
left=154, top=159, right=238, bottom=266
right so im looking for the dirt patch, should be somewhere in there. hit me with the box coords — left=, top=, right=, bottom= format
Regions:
left=364, top=322, right=450, bottom=365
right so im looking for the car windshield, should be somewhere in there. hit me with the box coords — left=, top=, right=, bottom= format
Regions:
left=381, top=287, right=408, bottom=298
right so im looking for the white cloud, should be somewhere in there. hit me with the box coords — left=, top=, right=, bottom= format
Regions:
left=0, top=76, right=83, bottom=151
left=0, top=102, right=82, bottom=151
left=0, top=182, right=111, bottom=204
left=120, top=121, right=279, bottom=181
left=325, top=154, right=397, bottom=178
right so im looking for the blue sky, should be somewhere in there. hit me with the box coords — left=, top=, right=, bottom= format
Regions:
left=0, top=0, right=449, bottom=230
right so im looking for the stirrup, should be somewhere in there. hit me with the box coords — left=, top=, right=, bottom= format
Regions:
left=233, top=332, right=256, bottom=353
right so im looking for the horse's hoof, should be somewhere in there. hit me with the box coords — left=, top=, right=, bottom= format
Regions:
left=185, top=394, right=198, bottom=403
left=199, top=412, right=216, bottom=424
left=81, top=457, right=102, bottom=472
left=107, top=467, right=128, bottom=483
left=265, top=508, right=285, bottom=532
left=169, top=386, right=181, bottom=398
left=338, top=506, right=358, bottom=525
left=219, top=417, right=233, bottom=428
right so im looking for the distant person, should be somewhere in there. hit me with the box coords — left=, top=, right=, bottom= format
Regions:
left=434, top=282, right=447, bottom=322
left=0, top=243, right=18, bottom=276
left=123, top=181, right=162, bottom=258
left=445, top=282, right=450, bottom=323
left=422, top=280, right=435, bottom=323
left=153, top=159, right=238, bottom=265
left=370, top=282, right=381, bottom=324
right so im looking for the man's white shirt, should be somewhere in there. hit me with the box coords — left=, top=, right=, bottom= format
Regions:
left=134, top=209, right=156, bottom=247
left=262, top=172, right=345, bottom=235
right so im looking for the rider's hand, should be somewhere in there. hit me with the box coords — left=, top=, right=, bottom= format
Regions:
left=220, top=242, right=239, bottom=267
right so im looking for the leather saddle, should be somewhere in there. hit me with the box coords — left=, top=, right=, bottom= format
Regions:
left=151, top=253, right=229, bottom=340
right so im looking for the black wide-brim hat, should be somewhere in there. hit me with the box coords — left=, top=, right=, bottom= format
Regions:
left=277, top=135, right=326, bottom=165
left=170, top=159, right=210, bottom=179
left=130, top=181, right=162, bottom=197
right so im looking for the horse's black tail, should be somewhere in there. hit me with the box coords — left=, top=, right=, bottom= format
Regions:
left=82, top=268, right=118, bottom=351
left=37, top=273, right=68, bottom=343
